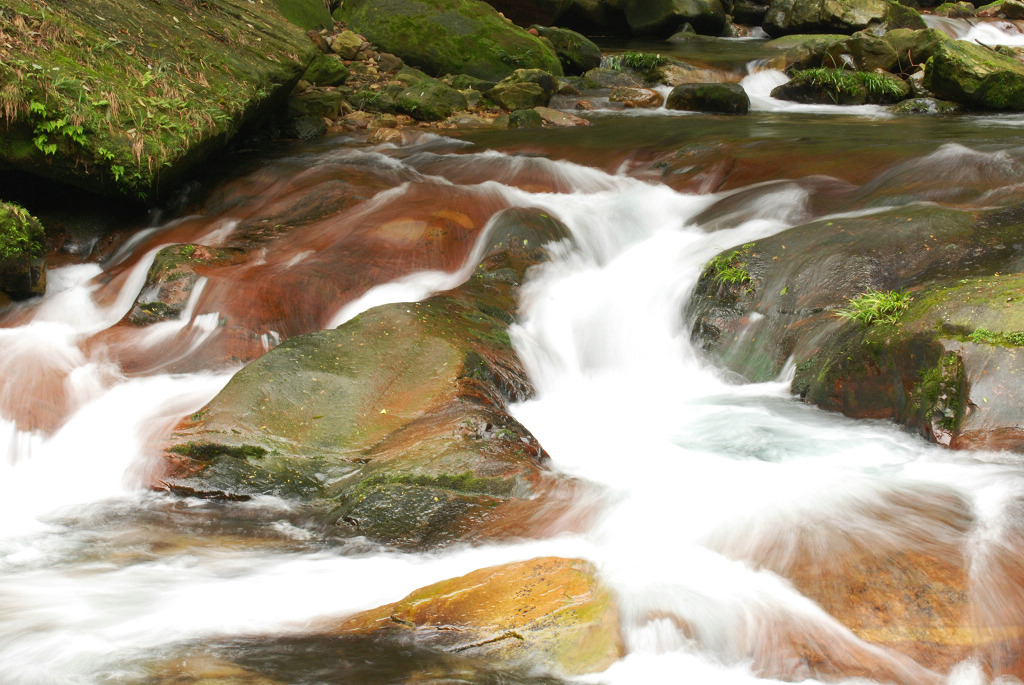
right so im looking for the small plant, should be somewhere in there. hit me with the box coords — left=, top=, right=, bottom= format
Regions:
left=967, top=328, right=1024, bottom=346
left=790, top=68, right=905, bottom=104
left=706, top=243, right=755, bottom=286
left=835, top=289, right=912, bottom=325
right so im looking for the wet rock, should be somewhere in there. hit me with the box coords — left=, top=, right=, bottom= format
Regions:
left=687, top=203, right=1024, bottom=451
left=127, top=244, right=245, bottom=326
left=622, top=0, right=728, bottom=35
left=0, top=0, right=317, bottom=203
left=481, top=0, right=575, bottom=25
left=924, top=39, right=1024, bottom=110
left=883, top=28, right=951, bottom=73
left=582, top=67, right=643, bottom=88
left=763, top=0, right=925, bottom=37
left=486, top=69, right=559, bottom=110
left=508, top=108, right=545, bottom=128
left=532, top=26, right=603, bottom=75
left=666, top=82, right=750, bottom=113
left=977, top=0, right=1024, bottom=17
left=0, top=202, right=45, bottom=301
left=893, top=96, right=962, bottom=114
left=609, top=86, right=665, bottom=107
left=287, top=90, right=348, bottom=118
left=301, top=54, right=350, bottom=87
left=398, top=79, right=469, bottom=121
left=534, top=106, right=592, bottom=125
left=733, top=0, right=771, bottom=23
left=335, top=0, right=563, bottom=82
left=771, top=68, right=909, bottom=105
left=559, top=0, right=632, bottom=36
left=154, top=209, right=578, bottom=547
left=331, top=557, right=624, bottom=676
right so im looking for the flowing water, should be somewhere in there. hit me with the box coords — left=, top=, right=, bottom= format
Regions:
left=5, top=32, right=1024, bottom=685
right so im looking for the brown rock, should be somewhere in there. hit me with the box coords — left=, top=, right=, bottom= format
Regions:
left=609, top=86, right=664, bottom=108
left=331, top=557, right=623, bottom=676
left=534, top=106, right=591, bottom=126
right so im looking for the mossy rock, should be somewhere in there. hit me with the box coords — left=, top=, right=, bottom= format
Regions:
left=532, top=26, right=602, bottom=76
left=622, top=0, right=728, bottom=36
left=666, top=82, right=750, bottom=113
left=509, top=108, right=545, bottom=127
left=765, top=33, right=850, bottom=69
left=479, top=0, right=575, bottom=26
left=933, top=1, right=976, bottom=15
left=893, top=96, right=962, bottom=114
left=924, top=39, right=1024, bottom=110
left=287, top=90, right=349, bottom=118
left=302, top=55, right=350, bottom=87
left=771, top=68, right=909, bottom=105
left=826, top=31, right=900, bottom=72
left=155, top=208, right=575, bottom=547
left=333, top=557, right=624, bottom=676
left=0, top=0, right=318, bottom=203
left=883, top=28, right=951, bottom=73
left=0, top=202, right=45, bottom=300
left=335, top=0, right=563, bottom=82
left=582, top=67, right=642, bottom=88
left=687, top=202, right=1024, bottom=451
left=763, top=0, right=924, bottom=37
left=397, top=78, right=469, bottom=121
left=485, top=68, right=559, bottom=110
left=977, top=0, right=1024, bottom=17
left=270, top=0, right=334, bottom=30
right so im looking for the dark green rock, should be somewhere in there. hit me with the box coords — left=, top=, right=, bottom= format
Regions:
left=532, top=26, right=603, bottom=75
left=766, top=33, right=850, bottom=69
left=485, top=68, right=559, bottom=109
left=302, top=55, right=350, bottom=87
left=582, top=67, right=642, bottom=88
left=282, top=114, right=328, bottom=140
left=924, top=39, right=1024, bottom=110
left=883, top=28, right=951, bottom=73
left=128, top=244, right=245, bottom=325
left=893, top=97, right=963, bottom=114
left=623, top=0, right=728, bottom=35
left=770, top=68, right=909, bottom=105
left=479, top=0, right=575, bottom=25
left=826, top=31, right=900, bottom=72
left=398, top=78, right=469, bottom=121
left=509, top=108, right=545, bottom=127
left=287, top=90, right=349, bottom=118
left=335, top=0, right=563, bottom=82
left=733, top=0, right=770, bottom=23
left=665, top=82, right=750, bottom=113
left=933, top=1, right=976, bottom=15
left=0, top=202, right=45, bottom=300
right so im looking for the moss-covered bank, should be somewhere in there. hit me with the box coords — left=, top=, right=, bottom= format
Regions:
left=0, top=0, right=317, bottom=203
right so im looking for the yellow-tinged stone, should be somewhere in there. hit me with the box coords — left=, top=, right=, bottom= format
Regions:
left=333, top=556, right=623, bottom=675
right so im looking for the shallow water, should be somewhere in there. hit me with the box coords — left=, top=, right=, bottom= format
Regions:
left=3, top=55, right=1024, bottom=685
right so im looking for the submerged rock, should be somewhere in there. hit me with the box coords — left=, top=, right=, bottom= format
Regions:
left=154, top=208, right=581, bottom=547
left=0, top=202, right=45, bottom=301
left=331, top=557, right=623, bottom=676
left=335, top=0, right=563, bottom=82
left=0, top=0, right=317, bottom=203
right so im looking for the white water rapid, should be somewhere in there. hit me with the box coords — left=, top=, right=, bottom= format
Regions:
left=1, top=130, right=1022, bottom=684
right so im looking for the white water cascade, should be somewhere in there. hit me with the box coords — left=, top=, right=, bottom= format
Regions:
left=1, top=128, right=1023, bottom=685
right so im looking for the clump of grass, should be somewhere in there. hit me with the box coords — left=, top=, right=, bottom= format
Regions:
left=835, top=289, right=912, bottom=325
left=792, top=67, right=906, bottom=102
left=706, top=243, right=755, bottom=286
left=608, top=51, right=664, bottom=73
left=967, top=328, right=1024, bottom=346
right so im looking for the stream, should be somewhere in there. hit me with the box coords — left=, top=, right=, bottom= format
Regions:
left=4, top=25, right=1024, bottom=685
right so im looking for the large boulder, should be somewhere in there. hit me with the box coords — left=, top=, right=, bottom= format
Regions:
left=771, top=68, right=909, bottom=104
left=331, top=557, right=624, bottom=676
left=397, top=78, right=470, bottom=121
left=270, top=0, right=333, bottom=29
left=763, top=0, right=925, bottom=37
left=883, top=28, right=951, bottom=74
left=154, top=208, right=579, bottom=547
left=622, top=0, right=728, bottom=36
left=480, top=0, right=575, bottom=25
left=335, top=0, right=563, bottom=82
left=924, top=40, right=1024, bottom=110
left=0, top=0, right=317, bottom=203
left=687, top=202, right=1024, bottom=452
left=532, top=26, right=603, bottom=75
left=485, top=69, right=559, bottom=110
left=0, top=202, right=45, bottom=301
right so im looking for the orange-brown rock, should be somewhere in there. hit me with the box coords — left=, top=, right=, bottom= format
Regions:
left=332, top=557, right=623, bottom=676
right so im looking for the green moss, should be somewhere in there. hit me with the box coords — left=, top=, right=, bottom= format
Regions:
left=0, top=0, right=315, bottom=202
left=0, top=202, right=44, bottom=260
left=835, top=289, right=912, bottom=325
left=911, top=352, right=964, bottom=432
left=167, top=442, right=268, bottom=462
left=705, top=243, right=755, bottom=286
left=354, top=471, right=515, bottom=498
